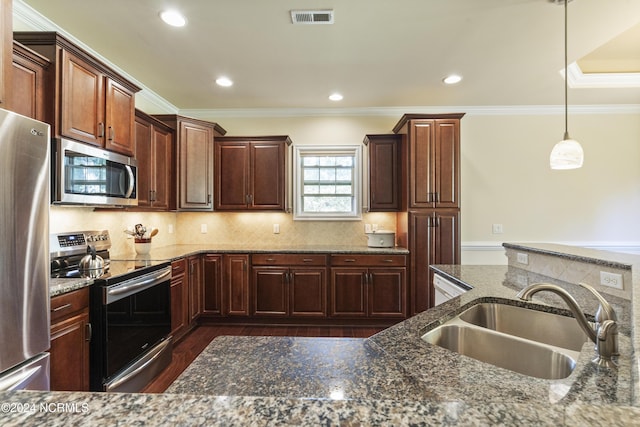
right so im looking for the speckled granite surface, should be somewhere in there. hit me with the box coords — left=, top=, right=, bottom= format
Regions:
left=17, top=243, right=639, bottom=425
left=110, top=243, right=409, bottom=262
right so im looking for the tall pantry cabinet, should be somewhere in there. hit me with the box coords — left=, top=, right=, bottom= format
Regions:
left=393, top=113, right=464, bottom=315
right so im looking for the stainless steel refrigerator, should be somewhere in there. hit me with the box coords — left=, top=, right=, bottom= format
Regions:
left=0, top=108, right=50, bottom=391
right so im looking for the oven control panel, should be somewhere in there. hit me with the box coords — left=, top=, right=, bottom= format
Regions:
left=51, top=230, right=111, bottom=257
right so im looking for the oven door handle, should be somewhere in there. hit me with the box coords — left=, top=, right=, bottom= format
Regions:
left=107, top=268, right=171, bottom=299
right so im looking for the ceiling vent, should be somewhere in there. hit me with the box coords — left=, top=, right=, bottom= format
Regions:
left=290, top=10, right=334, bottom=25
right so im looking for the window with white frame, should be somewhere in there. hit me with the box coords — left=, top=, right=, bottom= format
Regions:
left=293, top=145, right=362, bottom=220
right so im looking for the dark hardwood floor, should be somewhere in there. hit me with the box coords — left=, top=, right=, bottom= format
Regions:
left=142, top=325, right=385, bottom=393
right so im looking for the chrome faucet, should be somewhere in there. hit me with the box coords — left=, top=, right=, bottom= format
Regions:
left=516, top=282, right=618, bottom=369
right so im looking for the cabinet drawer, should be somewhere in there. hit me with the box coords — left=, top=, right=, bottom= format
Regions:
left=252, top=254, right=327, bottom=266
left=50, top=287, right=89, bottom=323
left=330, top=255, right=406, bottom=267
left=172, top=258, right=187, bottom=276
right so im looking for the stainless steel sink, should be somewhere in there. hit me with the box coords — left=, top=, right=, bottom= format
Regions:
left=421, top=302, right=590, bottom=379
left=458, top=303, right=589, bottom=351
left=422, top=323, right=578, bottom=380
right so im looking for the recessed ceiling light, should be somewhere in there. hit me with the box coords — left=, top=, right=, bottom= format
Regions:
left=216, top=77, right=233, bottom=87
left=329, top=93, right=343, bottom=101
left=160, top=10, right=187, bottom=27
left=443, top=74, right=462, bottom=85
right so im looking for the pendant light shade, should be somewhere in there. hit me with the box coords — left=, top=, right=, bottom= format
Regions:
left=550, top=135, right=584, bottom=169
left=550, top=0, right=584, bottom=170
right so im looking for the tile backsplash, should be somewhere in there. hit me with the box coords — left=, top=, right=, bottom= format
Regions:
left=49, top=207, right=397, bottom=255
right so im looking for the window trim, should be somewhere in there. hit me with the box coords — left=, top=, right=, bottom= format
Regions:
left=293, top=145, right=363, bottom=221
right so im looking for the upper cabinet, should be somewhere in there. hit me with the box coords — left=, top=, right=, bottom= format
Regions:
left=13, top=32, right=140, bottom=156
left=393, top=114, right=464, bottom=209
left=214, top=136, right=291, bottom=211
left=10, top=41, right=49, bottom=121
left=0, top=0, right=11, bottom=107
left=153, top=114, right=226, bottom=211
left=134, top=109, right=175, bottom=210
left=364, top=134, right=401, bottom=212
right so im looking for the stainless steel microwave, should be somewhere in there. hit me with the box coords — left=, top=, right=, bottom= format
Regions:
left=52, top=138, right=138, bottom=206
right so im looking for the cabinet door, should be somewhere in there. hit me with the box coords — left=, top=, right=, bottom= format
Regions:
left=202, top=254, right=223, bottom=316
left=368, top=136, right=400, bottom=211
left=330, top=268, right=367, bottom=317
left=433, top=120, right=460, bottom=208
left=170, top=272, right=188, bottom=339
left=60, top=50, right=105, bottom=147
left=252, top=266, right=288, bottom=316
left=215, top=142, right=249, bottom=209
left=225, top=254, right=249, bottom=316
left=178, top=121, right=213, bottom=210
left=432, top=210, right=460, bottom=265
left=105, top=79, right=135, bottom=156
left=409, top=120, right=434, bottom=208
left=409, top=212, right=433, bottom=315
left=50, top=310, right=90, bottom=391
left=250, top=142, right=285, bottom=210
left=290, top=267, right=327, bottom=317
left=188, top=256, right=202, bottom=323
left=369, top=268, right=406, bottom=318
left=151, top=125, right=173, bottom=210
left=134, top=117, right=153, bottom=207
left=10, top=42, right=48, bottom=121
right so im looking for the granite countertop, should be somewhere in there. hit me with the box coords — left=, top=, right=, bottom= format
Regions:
left=110, top=243, right=409, bottom=262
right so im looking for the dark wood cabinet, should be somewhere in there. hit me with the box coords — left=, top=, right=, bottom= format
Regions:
left=10, top=41, right=49, bottom=121
left=393, top=115, right=462, bottom=210
left=188, top=255, right=202, bottom=322
left=329, top=255, right=406, bottom=318
left=202, top=254, right=223, bottom=316
left=394, top=113, right=463, bottom=314
left=224, top=254, right=250, bottom=316
left=0, top=0, right=11, bottom=107
left=364, top=134, right=401, bottom=212
left=50, top=288, right=90, bottom=391
left=134, top=110, right=174, bottom=210
left=251, top=254, right=327, bottom=317
left=408, top=210, right=460, bottom=313
left=153, top=114, right=226, bottom=211
left=13, top=32, right=140, bottom=155
left=170, top=259, right=189, bottom=341
left=215, top=136, right=291, bottom=211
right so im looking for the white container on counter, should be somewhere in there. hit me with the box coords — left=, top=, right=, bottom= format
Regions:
left=366, top=231, right=395, bottom=248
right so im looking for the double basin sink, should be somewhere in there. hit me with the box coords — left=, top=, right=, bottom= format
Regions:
left=422, top=302, right=590, bottom=379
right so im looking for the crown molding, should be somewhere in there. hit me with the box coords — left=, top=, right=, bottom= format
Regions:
left=568, top=62, right=640, bottom=89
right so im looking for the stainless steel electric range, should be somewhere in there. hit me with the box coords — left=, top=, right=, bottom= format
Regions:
left=51, top=230, right=173, bottom=392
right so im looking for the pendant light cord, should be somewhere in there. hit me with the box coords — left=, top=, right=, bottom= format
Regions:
left=563, top=0, right=569, bottom=141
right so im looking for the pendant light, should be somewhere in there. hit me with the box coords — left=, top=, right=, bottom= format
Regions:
left=550, top=0, right=584, bottom=170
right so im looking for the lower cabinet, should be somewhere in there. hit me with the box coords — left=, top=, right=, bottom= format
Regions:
left=202, top=254, right=223, bottom=316
left=330, top=255, right=407, bottom=318
left=251, top=254, right=327, bottom=317
left=188, top=255, right=202, bottom=322
left=50, top=287, right=90, bottom=391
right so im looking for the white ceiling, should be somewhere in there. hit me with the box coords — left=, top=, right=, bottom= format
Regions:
left=15, top=0, right=640, bottom=111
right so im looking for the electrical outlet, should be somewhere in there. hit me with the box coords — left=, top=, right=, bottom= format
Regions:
left=168, top=224, right=174, bottom=234
left=600, top=271, right=623, bottom=290
left=492, top=224, right=503, bottom=234
left=516, top=253, right=529, bottom=265
left=200, top=224, right=208, bottom=234
left=273, top=224, right=280, bottom=234
left=364, top=224, right=372, bottom=234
